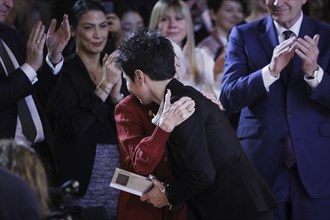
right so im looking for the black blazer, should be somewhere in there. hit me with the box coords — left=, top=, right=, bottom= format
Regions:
left=48, top=54, right=118, bottom=196
left=0, top=24, right=54, bottom=143
left=165, top=79, right=278, bottom=220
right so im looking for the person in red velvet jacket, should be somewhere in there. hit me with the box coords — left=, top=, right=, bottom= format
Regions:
left=115, top=91, right=194, bottom=220
left=114, top=39, right=195, bottom=220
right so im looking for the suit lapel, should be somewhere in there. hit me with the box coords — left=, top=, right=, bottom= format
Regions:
left=0, top=25, right=50, bottom=141
left=298, top=15, right=315, bottom=39
left=259, top=16, right=278, bottom=61
left=0, top=26, right=7, bottom=78
left=0, top=25, right=25, bottom=65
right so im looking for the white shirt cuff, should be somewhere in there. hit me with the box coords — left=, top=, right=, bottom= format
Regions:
left=46, top=55, right=64, bottom=75
left=304, top=66, right=323, bottom=89
left=262, top=65, right=279, bottom=91
left=20, top=63, right=38, bottom=84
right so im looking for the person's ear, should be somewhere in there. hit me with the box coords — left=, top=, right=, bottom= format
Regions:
left=134, top=69, right=144, bottom=84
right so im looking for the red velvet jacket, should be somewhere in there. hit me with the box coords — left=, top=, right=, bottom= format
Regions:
left=114, top=94, right=186, bottom=220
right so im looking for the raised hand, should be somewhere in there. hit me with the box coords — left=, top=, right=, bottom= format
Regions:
left=295, top=34, right=320, bottom=77
left=201, top=91, right=224, bottom=110
left=158, top=89, right=195, bottom=132
left=97, top=51, right=123, bottom=101
left=268, top=37, right=297, bottom=77
left=25, top=21, right=46, bottom=72
left=101, top=51, right=122, bottom=87
left=46, top=14, right=71, bottom=64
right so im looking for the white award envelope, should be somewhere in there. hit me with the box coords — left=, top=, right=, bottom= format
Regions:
left=110, top=167, right=153, bottom=196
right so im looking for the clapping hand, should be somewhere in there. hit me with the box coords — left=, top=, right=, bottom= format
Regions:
left=25, top=21, right=46, bottom=72
left=101, top=51, right=123, bottom=101
left=46, top=14, right=71, bottom=64
left=268, top=37, right=297, bottom=77
left=295, top=34, right=320, bottom=77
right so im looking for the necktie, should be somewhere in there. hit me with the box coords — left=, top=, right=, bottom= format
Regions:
left=0, top=39, right=37, bottom=142
left=282, top=30, right=296, bottom=167
left=284, top=135, right=296, bottom=168
left=281, top=30, right=294, bottom=84
left=283, top=30, right=292, bottom=40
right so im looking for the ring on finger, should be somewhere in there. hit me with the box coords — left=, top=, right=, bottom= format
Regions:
left=186, top=107, right=192, bottom=112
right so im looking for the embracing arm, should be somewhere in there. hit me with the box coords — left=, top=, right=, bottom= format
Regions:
left=115, top=100, right=170, bottom=175
left=115, top=90, right=195, bottom=175
left=141, top=102, right=214, bottom=208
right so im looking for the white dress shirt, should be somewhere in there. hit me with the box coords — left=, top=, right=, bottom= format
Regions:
left=1, top=40, right=62, bottom=147
left=261, top=11, right=323, bottom=91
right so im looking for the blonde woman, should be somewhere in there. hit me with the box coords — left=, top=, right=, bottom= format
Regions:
left=149, top=0, right=218, bottom=98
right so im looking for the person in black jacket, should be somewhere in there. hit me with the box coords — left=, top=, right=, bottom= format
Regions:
left=0, top=0, right=70, bottom=186
left=115, top=29, right=278, bottom=220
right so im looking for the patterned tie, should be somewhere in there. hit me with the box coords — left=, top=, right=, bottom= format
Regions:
left=0, top=39, right=37, bottom=142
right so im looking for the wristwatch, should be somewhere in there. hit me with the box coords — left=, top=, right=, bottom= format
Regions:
left=306, top=65, right=319, bottom=79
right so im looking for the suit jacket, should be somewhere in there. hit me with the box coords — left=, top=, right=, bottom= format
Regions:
left=0, top=24, right=55, bottom=147
left=165, top=79, right=278, bottom=220
left=48, top=54, right=118, bottom=196
left=220, top=15, right=330, bottom=198
left=0, top=167, right=41, bottom=220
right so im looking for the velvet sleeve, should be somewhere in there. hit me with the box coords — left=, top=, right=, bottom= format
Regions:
left=115, top=97, right=171, bottom=175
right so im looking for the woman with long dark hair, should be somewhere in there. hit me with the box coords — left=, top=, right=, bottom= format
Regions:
left=48, top=0, right=123, bottom=218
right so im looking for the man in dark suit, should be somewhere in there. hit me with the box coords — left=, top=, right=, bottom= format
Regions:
left=0, top=0, right=70, bottom=184
left=0, top=167, right=41, bottom=220
left=220, top=0, right=330, bottom=219
left=115, top=29, right=278, bottom=220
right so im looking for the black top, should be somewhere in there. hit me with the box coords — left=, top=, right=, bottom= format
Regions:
left=165, top=79, right=278, bottom=219
left=48, top=54, right=118, bottom=196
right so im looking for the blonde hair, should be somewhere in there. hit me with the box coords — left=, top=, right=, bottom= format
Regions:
left=149, top=0, right=201, bottom=83
left=0, top=139, right=49, bottom=218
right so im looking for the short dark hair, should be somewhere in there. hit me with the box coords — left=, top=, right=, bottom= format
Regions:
left=70, top=0, right=106, bottom=29
left=115, top=29, right=176, bottom=82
